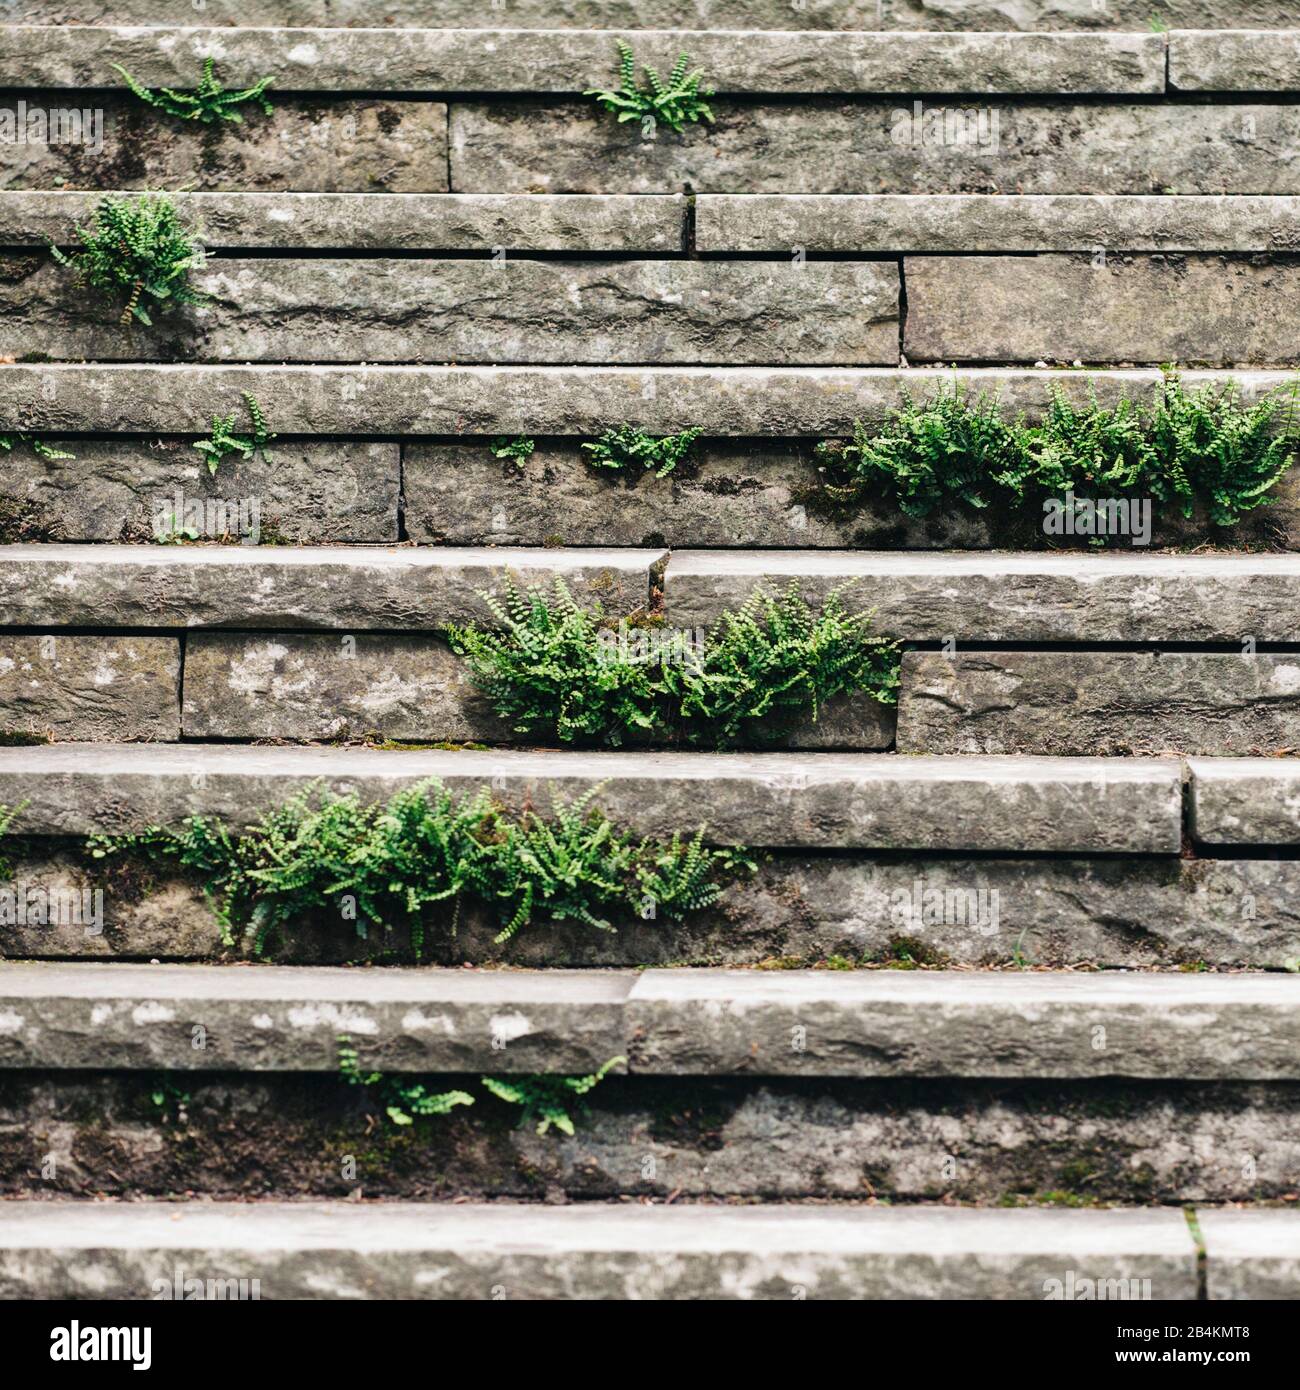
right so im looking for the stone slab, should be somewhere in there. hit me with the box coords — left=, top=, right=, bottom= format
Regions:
left=0, top=438, right=398, bottom=543
left=1171, top=29, right=1300, bottom=92
left=0, top=634, right=178, bottom=742
left=450, top=101, right=1300, bottom=196
left=0, top=1201, right=1199, bottom=1301
left=1200, top=1210, right=1300, bottom=1299
left=5, top=257, right=900, bottom=366
left=6, top=364, right=1294, bottom=437
left=664, top=551, right=1300, bottom=641
left=6, top=191, right=685, bottom=252
left=0, top=96, right=449, bottom=193
left=1, top=27, right=1166, bottom=95
left=1189, top=758, right=1300, bottom=846
left=897, top=652, right=1300, bottom=756
left=0, top=962, right=630, bottom=1074
left=0, top=544, right=659, bottom=631
left=626, top=970, right=1300, bottom=1079
left=698, top=194, right=1300, bottom=253
left=0, top=744, right=1184, bottom=851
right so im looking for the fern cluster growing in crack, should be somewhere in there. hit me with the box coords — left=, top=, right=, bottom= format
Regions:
left=586, top=40, right=714, bottom=134
left=0, top=434, right=73, bottom=462
left=582, top=425, right=701, bottom=478
left=193, top=393, right=276, bottom=474
left=113, top=57, right=274, bottom=125
left=87, top=779, right=747, bottom=955
left=50, top=193, right=209, bottom=328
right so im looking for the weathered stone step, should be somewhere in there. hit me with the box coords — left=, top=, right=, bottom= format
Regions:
left=1, top=97, right=448, bottom=194
left=5, top=191, right=685, bottom=252
left=6, top=1072, right=1299, bottom=1205
left=6, top=364, right=1293, bottom=437
left=1171, top=28, right=1300, bottom=90
left=1200, top=1210, right=1300, bottom=1300
left=4, top=28, right=1166, bottom=95
left=0, top=543, right=658, bottom=630
left=5, top=257, right=900, bottom=366
left=0, top=1200, right=1199, bottom=1300
left=697, top=194, right=1300, bottom=253
left=0, top=744, right=1183, bottom=851
left=906, top=254, right=1300, bottom=366
left=451, top=101, right=1300, bottom=196
left=1, top=964, right=1294, bottom=1077
left=664, top=551, right=1300, bottom=642
left=896, top=652, right=1300, bottom=757
left=1189, top=758, right=1300, bottom=847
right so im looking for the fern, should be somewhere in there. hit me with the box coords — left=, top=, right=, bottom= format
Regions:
left=482, top=1055, right=624, bottom=1136
left=489, top=436, right=535, bottom=465
left=585, top=40, right=714, bottom=135
left=192, top=392, right=276, bottom=474
left=582, top=425, right=701, bottom=478
left=338, top=1037, right=473, bottom=1126
left=0, top=434, right=74, bottom=461
left=113, top=57, right=273, bottom=126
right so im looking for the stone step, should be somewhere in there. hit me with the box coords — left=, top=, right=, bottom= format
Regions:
left=0, top=543, right=659, bottom=630
left=6, top=364, right=1291, bottom=436
left=1170, top=28, right=1300, bottom=90
left=3, top=256, right=901, bottom=367
left=6, top=191, right=685, bottom=252
left=0, top=743, right=1182, bottom=850
left=0, top=1200, right=1200, bottom=1300
left=1200, top=1210, right=1300, bottom=1300
left=1189, top=758, right=1300, bottom=847
left=697, top=194, right=1300, bottom=253
left=4, top=28, right=1167, bottom=95
left=1, top=963, right=1296, bottom=1077
left=896, top=652, right=1300, bottom=758
left=663, top=551, right=1300, bottom=642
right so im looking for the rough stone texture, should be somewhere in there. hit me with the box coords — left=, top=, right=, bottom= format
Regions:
left=0, top=438, right=398, bottom=543
left=1190, top=759, right=1300, bottom=847
left=7, top=363, right=1294, bottom=437
left=6, top=191, right=685, bottom=252
left=450, top=101, right=1300, bottom=196
left=3, top=1073, right=1297, bottom=1205
left=3, top=257, right=900, bottom=367
left=7, top=847, right=1300, bottom=970
left=182, top=633, right=510, bottom=743
left=906, top=254, right=1300, bottom=365
left=405, top=440, right=995, bottom=549
left=665, top=550, right=1300, bottom=642
left=0, top=1200, right=1198, bottom=1301
left=1200, top=1210, right=1300, bottom=1300
left=0, top=962, right=630, bottom=1074
left=698, top=194, right=1300, bottom=253
left=18, top=1, right=1299, bottom=31
left=2, top=27, right=1166, bottom=95
left=0, top=544, right=658, bottom=631
left=896, top=652, right=1300, bottom=757
left=0, top=635, right=178, bottom=742
left=0, top=744, right=1185, bottom=852
left=1171, top=30, right=1300, bottom=92
left=0, top=96, right=449, bottom=193
left=626, top=970, right=1300, bottom=1079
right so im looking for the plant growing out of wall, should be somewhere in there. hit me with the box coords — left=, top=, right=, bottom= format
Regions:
left=338, top=1038, right=474, bottom=1126
left=586, top=40, right=714, bottom=134
left=0, top=434, right=73, bottom=462
left=582, top=425, right=701, bottom=478
left=112, top=57, right=274, bottom=125
left=49, top=194, right=210, bottom=328
left=193, top=393, right=276, bottom=473
left=489, top=436, right=535, bottom=465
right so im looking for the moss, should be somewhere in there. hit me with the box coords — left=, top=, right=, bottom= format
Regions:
left=0, top=729, right=50, bottom=747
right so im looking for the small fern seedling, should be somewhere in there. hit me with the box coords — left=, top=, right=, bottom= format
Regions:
left=490, top=436, right=535, bottom=465
left=113, top=57, right=274, bottom=125
left=193, top=392, right=276, bottom=474
left=582, top=425, right=701, bottom=478
left=482, top=1055, right=625, bottom=1136
left=585, top=40, right=714, bottom=135
left=0, top=434, right=74, bottom=461
left=338, top=1037, right=474, bottom=1126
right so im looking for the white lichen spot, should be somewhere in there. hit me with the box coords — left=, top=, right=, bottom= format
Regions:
left=133, top=1002, right=176, bottom=1025
left=287, top=1003, right=377, bottom=1034
left=400, top=1009, right=456, bottom=1035
left=286, top=43, right=320, bottom=65
left=90, top=1003, right=113, bottom=1025
left=0, top=1009, right=25, bottom=1034
left=489, top=1012, right=531, bottom=1043
left=250, top=1013, right=275, bottom=1030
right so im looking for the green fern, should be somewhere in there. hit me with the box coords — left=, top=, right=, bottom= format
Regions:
left=582, top=425, right=701, bottom=478
left=338, top=1037, right=473, bottom=1126
left=585, top=40, right=714, bottom=135
left=113, top=57, right=273, bottom=126
left=489, top=436, right=535, bottom=465
left=0, top=434, right=74, bottom=461
left=193, top=392, right=276, bottom=474
left=482, top=1056, right=624, bottom=1136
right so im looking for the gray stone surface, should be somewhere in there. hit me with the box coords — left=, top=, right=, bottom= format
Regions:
left=665, top=550, right=1300, bottom=641
left=1171, top=29, right=1300, bottom=92
left=6, top=257, right=900, bottom=366
left=0, top=962, right=630, bottom=1073
left=8, top=850, right=1300, bottom=971
left=0, top=97, right=449, bottom=193
left=7, top=363, right=1294, bottom=437
left=626, top=970, right=1300, bottom=1079
left=906, top=253, right=1300, bottom=365
left=897, top=652, right=1300, bottom=757
left=0, top=1200, right=1199, bottom=1301
left=0, top=635, right=178, bottom=742
left=6, top=191, right=685, bottom=252
left=1189, top=758, right=1300, bottom=846
left=451, top=101, right=1300, bottom=195
left=1200, top=1210, right=1300, bottom=1300
left=0, top=744, right=1184, bottom=852
left=0, top=438, right=398, bottom=543
left=3, top=27, right=1166, bottom=95
left=403, top=440, right=995, bottom=549
left=0, top=544, right=659, bottom=631
left=698, top=194, right=1300, bottom=253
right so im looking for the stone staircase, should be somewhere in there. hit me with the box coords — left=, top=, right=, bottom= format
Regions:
left=1, top=3, right=1299, bottom=1300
